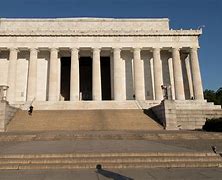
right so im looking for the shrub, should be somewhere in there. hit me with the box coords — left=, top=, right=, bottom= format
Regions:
left=203, top=118, right=222, bottom=132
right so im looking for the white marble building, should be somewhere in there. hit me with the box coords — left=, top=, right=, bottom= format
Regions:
left=1, top=18, right=222, bottom=131
left=0, top=18, right=204, bottom=104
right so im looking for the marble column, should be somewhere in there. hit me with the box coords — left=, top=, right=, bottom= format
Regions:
left=48, top=48, right=59, bottom=101
left=113, top=48, right=124, bottom=100
left=133, top=48, right=145, bottom=100
left=185, top=55, right=194, bottom=99
left=153, top=48, right=163, bottom=100
left=190, top=48, right=204, bottom=100
left=172, top=48, right=185, bottom=100
left=92, top=48, right=102, bottom=101
left=7, top=48, right=18, bottom=102
left=27, top=48, right=38, bottom=101
left=70, top=48, right=79, bottom=101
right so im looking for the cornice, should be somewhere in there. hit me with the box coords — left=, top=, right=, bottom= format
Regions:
left=0, top=17, right=169, bottom=22
left=0, top=30, right=202, bottom=37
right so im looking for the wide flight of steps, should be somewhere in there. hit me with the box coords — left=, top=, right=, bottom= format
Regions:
left=6, top=109, right=162, bottom=132
left=0, top=131, right=221, bottom=170
left=0, top=152, right=221, bottom=170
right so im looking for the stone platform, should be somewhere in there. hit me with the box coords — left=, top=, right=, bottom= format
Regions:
left=14, top=100, right=160, bottom=110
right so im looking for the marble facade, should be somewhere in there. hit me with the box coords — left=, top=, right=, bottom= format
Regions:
left=0, top=18, right=204, bottom=104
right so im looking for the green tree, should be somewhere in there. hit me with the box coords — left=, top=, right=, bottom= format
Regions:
left=204, top=87, right=222, bottom=106
left=216, top=87, right=222, bottom=106
left=204, top=89, right=216, bottom=103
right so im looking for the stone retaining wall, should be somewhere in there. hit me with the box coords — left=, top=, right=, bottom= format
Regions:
left=151, top=100, right=222, bottom=130
left=0, top=101, right=18, bottom=132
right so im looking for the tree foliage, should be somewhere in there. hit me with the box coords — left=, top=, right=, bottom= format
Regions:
left=203, top=118, right=222, bottom=132
left=204, top=87, right=222, bottom=105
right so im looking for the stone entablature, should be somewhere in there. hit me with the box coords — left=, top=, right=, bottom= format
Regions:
left=0, top=18, right=170, bottom=31
left=0, top=18, right=200, bottom=49
left=0, top=18, right=201, bottom=37
left=0, top=40, right=200, bottom=52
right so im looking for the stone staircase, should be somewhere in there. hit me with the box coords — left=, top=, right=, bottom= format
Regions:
left=6, top=109, right=162, bottom=132
left=0, top=152, right=221, bottom=169
left=151, top=100, right=222, bottom=130
left=0, top=130, right=222, bottom=170
left=0, top=130, right=222, bottom=142
left=176, top=101, right=222, bottom=129
left=177, top=109, right=222, bottom=129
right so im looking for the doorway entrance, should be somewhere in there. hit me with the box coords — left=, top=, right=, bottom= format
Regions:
left=60, top=56, right=111, bottom=101
left=60, top=57, right=71, bottom=101
left=80, top=57, right=92, bottom=100
left=101, top=57, right=111, bottom=100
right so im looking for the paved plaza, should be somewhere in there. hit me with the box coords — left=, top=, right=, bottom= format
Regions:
left=0, top=130, right=222, bottom=154
left=0, top=167, right=222, bottom=179
left=0, top=130, right=221, bottom=179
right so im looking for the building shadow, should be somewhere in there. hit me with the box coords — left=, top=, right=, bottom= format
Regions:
left=96, top=168, right=134, bottom=180
left=143, top=108, right=163, bottom=126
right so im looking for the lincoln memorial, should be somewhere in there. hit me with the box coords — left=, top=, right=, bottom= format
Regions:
left=0, top=18, right=221, bottom=131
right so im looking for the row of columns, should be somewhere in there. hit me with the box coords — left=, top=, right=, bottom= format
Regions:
left=6, top=47, right=204, bottom=102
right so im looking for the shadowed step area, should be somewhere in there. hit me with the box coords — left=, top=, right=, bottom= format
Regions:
left=6, top=110, right=162, bottom=132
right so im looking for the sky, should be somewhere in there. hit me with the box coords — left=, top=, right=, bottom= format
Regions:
left=0, top=0, right=221, bottom=90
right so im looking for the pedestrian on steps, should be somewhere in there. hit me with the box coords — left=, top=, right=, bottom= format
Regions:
left=28, top=105, right=33, bottom=116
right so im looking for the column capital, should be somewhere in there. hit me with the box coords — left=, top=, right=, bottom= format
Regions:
left=168, top=46, right=182, bottom=53
left=151, top=47, right=161, bottom=52
left=171, top=47, right=181, bottom=51
left=9, top=48, right=19, bottom=52
left=70, top=47, right=79, bottom=51
left=70, top=48, right=79, bottom=56
left=30, top=47, right=38, bottom=50
left=189, top=47, right=199, bottom=52
left=113, top=47, right=121, bottom=52
left=50, top=48, right=58, bottom=52
left=30, top=48, right=39, bottom=53
left=133, top=47, right=141, bottom=52
left=171, top=47, right=181, bottom=55
left=93, top=47, right=101, bottom=52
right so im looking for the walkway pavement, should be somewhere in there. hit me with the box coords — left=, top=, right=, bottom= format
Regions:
left=0, top=168, right=222, bottom=180
left=0, top=130, right=222, bottom=154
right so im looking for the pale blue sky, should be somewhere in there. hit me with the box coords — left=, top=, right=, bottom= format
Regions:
left=0, top=0, right=221, bottom=90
